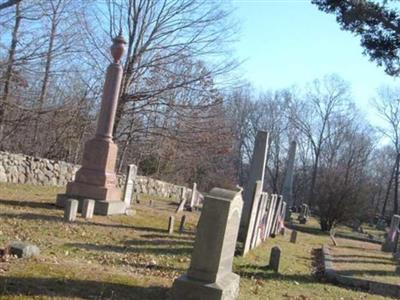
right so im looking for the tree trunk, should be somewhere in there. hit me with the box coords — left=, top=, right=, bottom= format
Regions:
left=0, top=1, right=21, bottom=149
left=32, top=13, right=57, bottom=154
left=382, top=160, right=396, bottom=217
left=394, top=152, right=400, bottom=215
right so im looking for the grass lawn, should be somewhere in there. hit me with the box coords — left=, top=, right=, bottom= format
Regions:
left=329, top=238, right=399, bottom=285
left=0, top=182, right=394, bottom=299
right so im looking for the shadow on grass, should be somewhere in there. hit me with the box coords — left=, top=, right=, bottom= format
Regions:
left=0, top=199, right=55, bottom=210
left=0, top=276, right=168, bottom=300
left=290, top=224, right=328, bottom=236
left=336, top=269, right=399, bottom=277
left=332, top=258, right=395, bottom=265
left=140, top=233, right=195, bottom=240
left=66, top=242, right=193, bottom=256
left=123, top=238, right=193, bottom=247
left=0, top=212, right=171, bottom=234
left=334, top=254, right=393, bottom=260
left=236, top=264, right=315, bottom=284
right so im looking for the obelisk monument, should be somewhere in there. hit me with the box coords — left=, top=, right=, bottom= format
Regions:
left=282, top=141, right=296, bottom=221
left=56, top=34, right=126, bottom=215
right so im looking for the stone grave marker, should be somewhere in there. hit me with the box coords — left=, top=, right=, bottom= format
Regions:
left=240, top=131, right=269, bottom=239
left=282, top=141, right=297, bottom=221
left=264, top=194, right=278, bottom=240
left=168, top=216, right=175, bottom=234
left=175, top=186, right=187, bottom=213
left=268, top=246, right=281, bottom=273
left=56, top=35, right=127, bottom=215
left=251, top=192, right=269, bottom=249
left=290, top=230, right=297, bottom=243
left=64, top=199, right=78, bottom=222
left=242, top=180, right=263, bottom=255
left=170, top=187, right=243, bottom=300
left=81, top=199, right=95, bottom=219
left=179, top=215, right=186, bottom=233
left=123, top=164, right=137, bottom=208
left=188, top=182, right=197, bottom=210
left=382, top=215, right=400, bottom=252
left=298, top=204, right=309, bottom=224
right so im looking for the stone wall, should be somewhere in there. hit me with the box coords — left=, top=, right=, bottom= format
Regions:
left=0, top=151, right=187, bottom=199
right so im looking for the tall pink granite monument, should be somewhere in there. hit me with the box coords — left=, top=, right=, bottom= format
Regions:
left=56, top=34, right=126, bottom=215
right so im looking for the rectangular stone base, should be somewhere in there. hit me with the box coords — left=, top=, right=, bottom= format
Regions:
left=169, top=273, right=240, bottom=300
left=56, top=194, right=126, bottom=216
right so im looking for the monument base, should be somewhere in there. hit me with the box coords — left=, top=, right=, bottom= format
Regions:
left=169, top=273, right=240, bottom=300
left=56, top=194, right=126, bottom=216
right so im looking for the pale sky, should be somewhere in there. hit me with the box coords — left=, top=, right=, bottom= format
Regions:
left=231, top=0, right=398, bottom=126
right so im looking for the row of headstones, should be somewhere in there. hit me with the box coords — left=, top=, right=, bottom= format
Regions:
left=122, top=163, right=203, bottom=213
left=241, top=180, right=287, bottom=255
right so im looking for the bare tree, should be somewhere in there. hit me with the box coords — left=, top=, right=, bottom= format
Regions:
left=373, top=86, right=400, bottom=216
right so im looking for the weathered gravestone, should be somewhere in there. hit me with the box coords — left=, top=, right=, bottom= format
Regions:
left=242, top=180, right=263, bottom=256
left=56, top=35, right=127, bottom=215
left=250, top=192, right=269, bottom=249
left=176, top=186, right=187, bottom=213
left=264, top=194, right=278, bottom=240
left=187, top=182, right=197, bottom=210
left=64, top=199, right=78, bottom=222
left=290, top=230, right=297, bottom=243
left=268, top=246, right=281, bottom=273
left=376, top=218, right=387, bottom=230
left=179, top=215, right=186, bottom=233
left=123, top=164, right=137, bottom=208
left=298, top=204, right=309, bottom=224
left=168, top=216, right=175, bottom=235
left=170, top=187, right=243, bottom=300
left=282, top=141, right=297, bottom=221
left=240, top=131, right=269, bottom=241
left=81, top=199, right=95, bottom=219
left=382, top=214, right=400, bottom=252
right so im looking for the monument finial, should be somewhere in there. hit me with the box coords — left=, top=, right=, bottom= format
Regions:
left=111, top=33, right=126, bottom=64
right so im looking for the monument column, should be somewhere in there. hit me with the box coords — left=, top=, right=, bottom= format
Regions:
left=282, top=141, right=297, bottom=221
left=56, top=35, right=127, bottom=215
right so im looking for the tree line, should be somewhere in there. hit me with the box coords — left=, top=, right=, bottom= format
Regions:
left=1, top=0, right=400, bottom=230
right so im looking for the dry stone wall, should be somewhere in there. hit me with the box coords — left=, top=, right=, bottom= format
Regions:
left=0, top=151, right=187, bottom=199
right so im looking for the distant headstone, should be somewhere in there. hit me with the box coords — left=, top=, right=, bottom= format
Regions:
left=170, top=187, right=243, bottom=300
left=298, top=204, right=309, bottom=224
left=290, top=230, right=297, bottom=243
left=176, top=186, right=187, bottom=213
left=282, top=141, right=297, bottom=221
left=64, top=199, right=78, bottom=222
left=382, top=215, right=400, bottom=252
left=268, top=246, right=281, bottom=273
left=8, top=242, right=40, bottom=258
left=280, top=227, right=285, bottom=236
left=168, top=216, right=175, bottom=234
left=123, top=164, right=137, bottom=208
left=188, top=182, right=197, bottom=209
left=81, top=199, right=95, bottom=219
left=179, top=215, right=186, bottom=233
left=149, top=199, right=153, bottom=207
left=376, top=218, right=387, bottom=230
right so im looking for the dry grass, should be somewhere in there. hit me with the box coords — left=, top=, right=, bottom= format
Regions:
left=329, top=238, right=399, bottom=285
left=0, top=182, right=394, bottom=299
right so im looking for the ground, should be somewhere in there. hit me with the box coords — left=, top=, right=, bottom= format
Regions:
left=0, top=182, right=395, bottom=299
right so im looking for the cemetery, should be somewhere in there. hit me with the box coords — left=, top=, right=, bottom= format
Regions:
left=2, top=1, right=400, bottom=299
